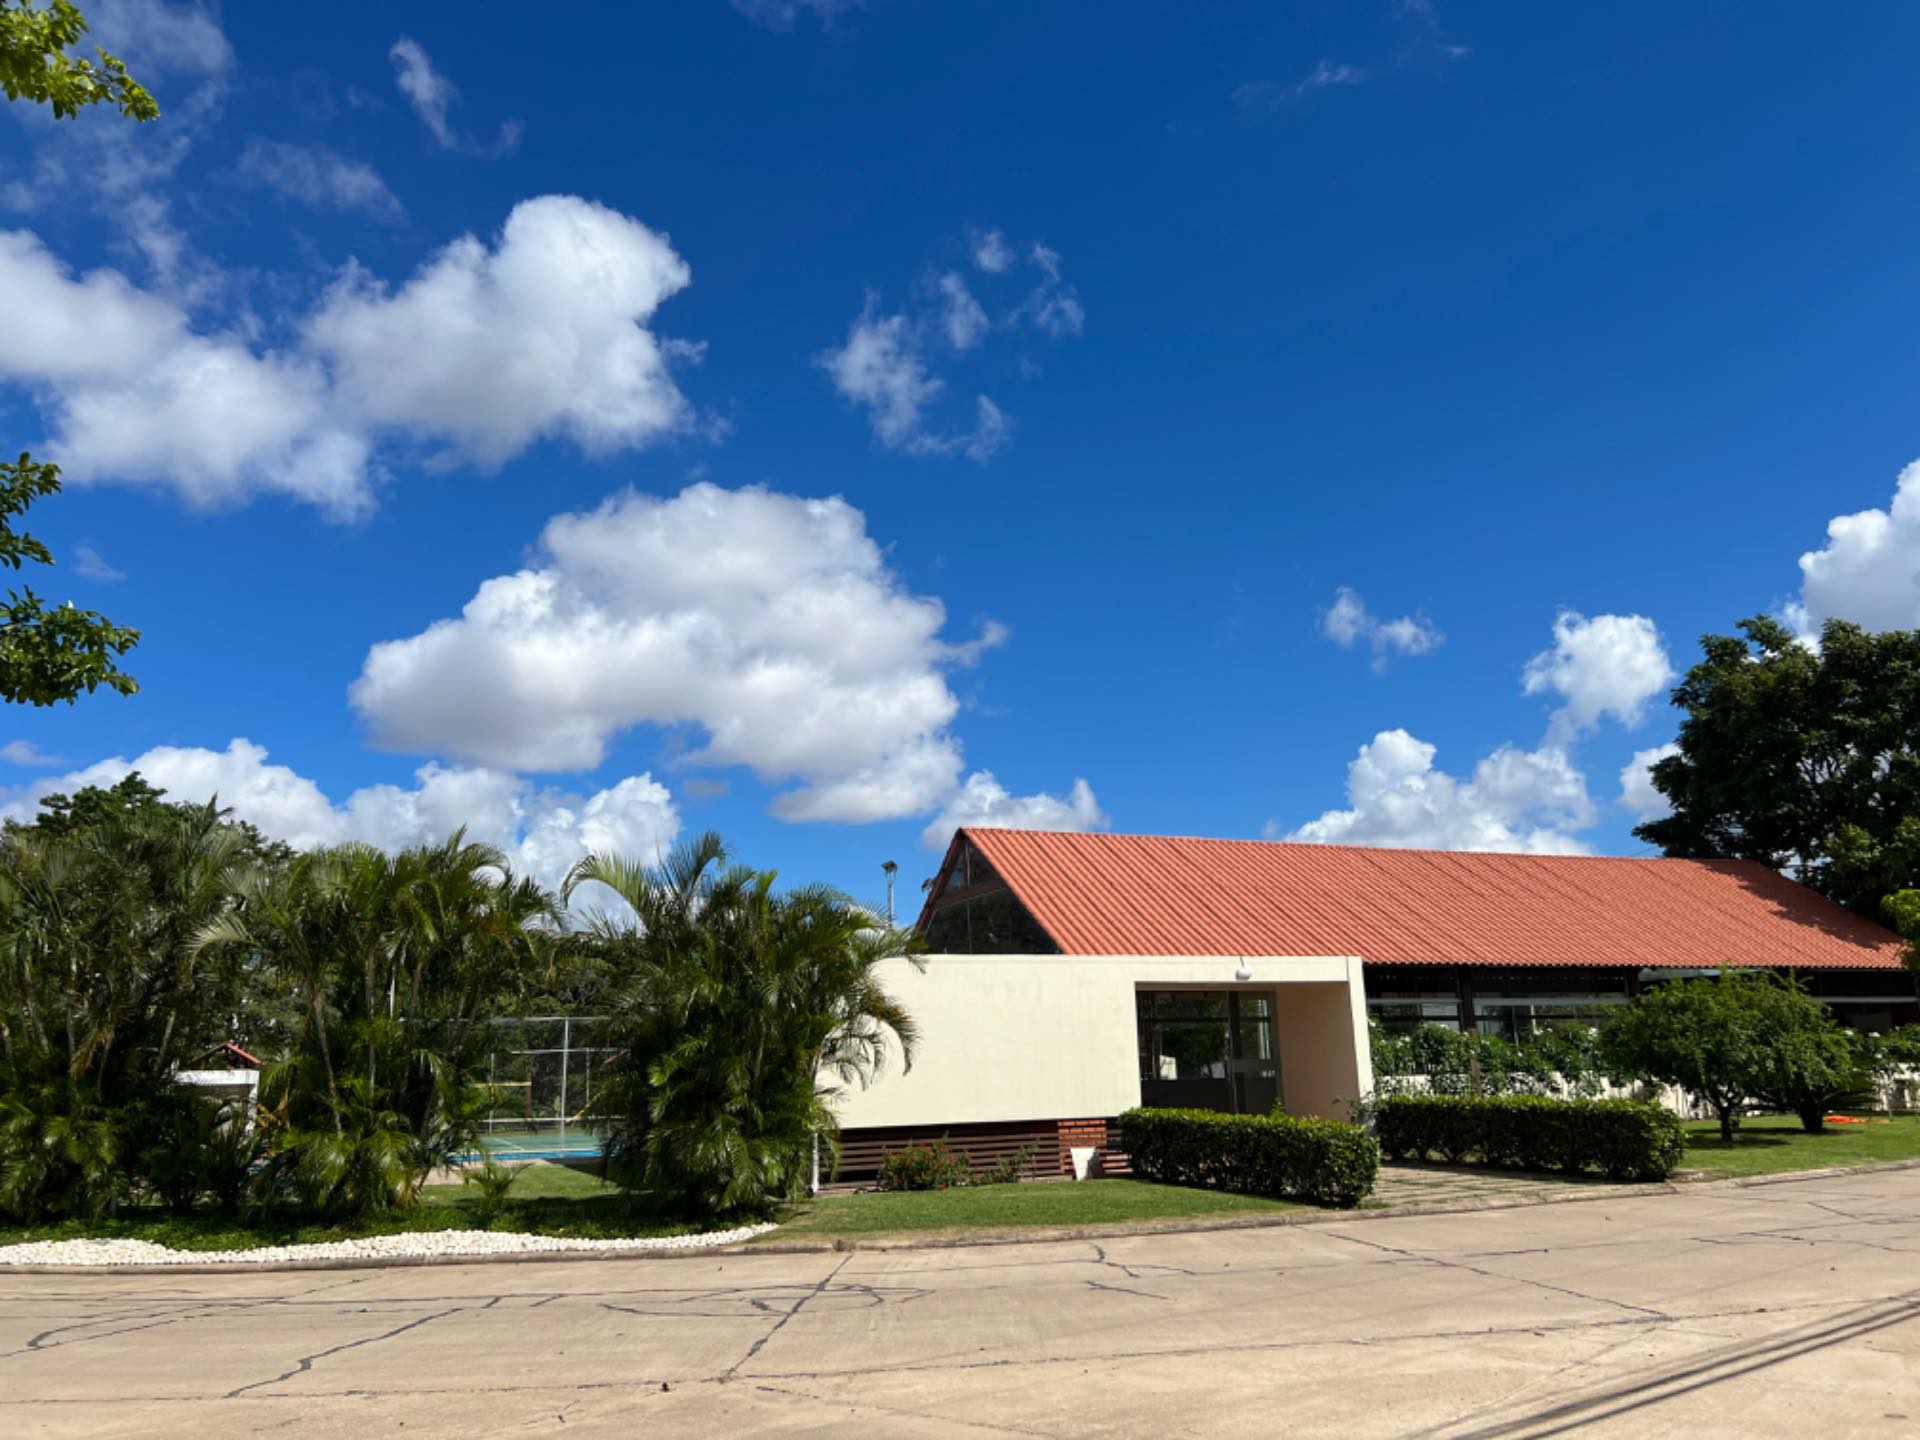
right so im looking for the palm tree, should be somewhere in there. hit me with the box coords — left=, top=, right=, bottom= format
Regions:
left=0, top=799, right=253, bottom=1217
left=191, top=834, right=560, bottom=1214
left=564, top=832, right=923, bottom=1218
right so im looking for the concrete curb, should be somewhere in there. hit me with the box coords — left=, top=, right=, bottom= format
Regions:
left=1717, top=1155, right=1920, bottom=1188
left=6, top=1156, right=1917, bottom=1276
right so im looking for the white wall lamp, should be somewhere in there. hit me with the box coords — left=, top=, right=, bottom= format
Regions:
left=1233, top=958, right=1252, bottom=982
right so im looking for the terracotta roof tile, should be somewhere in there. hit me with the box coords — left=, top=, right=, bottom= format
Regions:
left=947, top=829, right=1910, bottom=971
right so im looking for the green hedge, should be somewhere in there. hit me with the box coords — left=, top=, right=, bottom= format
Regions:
left=1374, top=1095, right=1684, bottom=1181
left=1116, top=1107, right=1379, bottom=1208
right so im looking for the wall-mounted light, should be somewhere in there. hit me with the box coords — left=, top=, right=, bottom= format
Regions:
left=1234, top=958, right=1252, bottom=982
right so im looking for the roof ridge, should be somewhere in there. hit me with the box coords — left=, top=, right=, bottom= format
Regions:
left=958, top=826, right=1764, bottom=867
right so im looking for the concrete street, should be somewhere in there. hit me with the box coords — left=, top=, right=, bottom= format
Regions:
left=3, top=1169, right=1916, bottom=1438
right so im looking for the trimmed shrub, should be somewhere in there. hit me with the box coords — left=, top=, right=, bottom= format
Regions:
left=1116, top=1107, right=1379, bottom=1208
left=1375, top=1095, right=1684, bottom=1181
left=875, top=1138, right=975, bottom=1191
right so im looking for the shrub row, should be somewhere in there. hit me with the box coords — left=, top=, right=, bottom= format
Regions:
left=1374, top=1094, right=1684, bottom=1181
left=875, top=1138, right=1035, bottom=1190
left=1115, top=1107, right=1379, bottom=1208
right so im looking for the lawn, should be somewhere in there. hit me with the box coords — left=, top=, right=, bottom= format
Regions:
left=1683, top=1113, right=1920, bottom=1180
left=0, top=1161, right=700, bottom=1253
left=770, top=1178, right=1302, bottom=1238
left=420, top=1158, right=619, bottom=1205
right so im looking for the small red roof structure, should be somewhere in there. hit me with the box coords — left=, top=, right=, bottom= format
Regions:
left=192, top=1041, right=261, bottom=1068
left=931, top=828, right=1909, bottom=971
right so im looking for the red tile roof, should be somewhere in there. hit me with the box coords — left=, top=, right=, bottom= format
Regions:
left=941, top=829, right=1910, bottom=971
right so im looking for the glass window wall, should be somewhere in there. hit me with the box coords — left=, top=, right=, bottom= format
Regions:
left=1136, top=990, right=1280, bottom=1114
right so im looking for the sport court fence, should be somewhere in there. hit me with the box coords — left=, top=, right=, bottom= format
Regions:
left=474, top=1016, right=616, bottom=1162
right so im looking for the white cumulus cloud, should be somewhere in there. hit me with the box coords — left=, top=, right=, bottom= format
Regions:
left=1321, top=586, right=1443, bottom=671
left=1786, top=459, right=1920, bottom=637
left=307, top=195, right=693, bottom=469
left=1287, top=608, right=1672, bottom=854
left=1282, top=729, right=1594, bottom=855
left=1618, top=742, right=1680, bottom=824
left=0, top=738, right=678, bottom=889
left=350, top=481, right=1007, bottom=824
left=920, top=771, right=1107, bottom=850
left=818, top=299, right=1008, bottom=460
left=0, top=196, right=700, bottom=516
left=1521, top=610, right=1672, bottom=742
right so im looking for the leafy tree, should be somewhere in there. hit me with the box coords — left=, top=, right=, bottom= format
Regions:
left=1884, top=890, right=1920, bottom=978
left=1599, top=971, right=1851, bottom=1139
left=0, top=797, right=257, bottom=1217
left=4, top=773, right=292, bottom=870
left=191, top=836, right=560, bottom=1216
left=2, top=8, right=149, bottom=713
left=0, top=0, right=156, bottom=119
left=1, top=455, right=141, bottom=707
left=566, top=833, right=922, bottom=1218
left=1637, top=616, right=1920, bottom=917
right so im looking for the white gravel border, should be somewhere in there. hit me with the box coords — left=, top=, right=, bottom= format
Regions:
left=0, top=1223, right=776, bottom=1268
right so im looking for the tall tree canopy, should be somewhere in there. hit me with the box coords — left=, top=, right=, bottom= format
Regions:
left=0, top=454, right=141, bottom=706
left=2, top=5, right=148, bottom=707
left=567, top=833, right=922, bottom=1217
left=0, top=0, right=155, bottom=119
left=1636, top=615, right=1920, bottom=917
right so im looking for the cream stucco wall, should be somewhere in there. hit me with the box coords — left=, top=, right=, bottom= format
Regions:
left=828, top=953, right=1373, bottom=1129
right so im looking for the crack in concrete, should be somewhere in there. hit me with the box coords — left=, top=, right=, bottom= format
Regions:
left=0, top=1295, right=1889, bottom=1409
left=1088, top=1242, right=1195, bottom=1282
left=723, top=1253, right=851, bottom=1379
left=1085, top=1278, right=1168, bottom=1301
left=597, top=1275, right=930, bottom=1322
left=1325, top=1228, right=1673, bottom=1321
left=223, top=1306, right=467, bottom=1398
left=4, top=1272, right=375, bottom=1362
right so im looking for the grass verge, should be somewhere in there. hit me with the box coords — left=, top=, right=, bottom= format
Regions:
left=771, top=1178, right=1304, bottom=1239
left=1683, top=1113, right=1920, bottom=1181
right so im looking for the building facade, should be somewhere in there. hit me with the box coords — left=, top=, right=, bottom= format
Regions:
left=828, top=828, right=1918, bottom=1180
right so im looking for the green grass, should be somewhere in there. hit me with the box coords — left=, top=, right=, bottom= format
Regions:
left=1683, top=1113, right=1920, bottom=1180
left=0, top=1162, right=704, bottom=1252
left=770, top=1179, right=1303, bottom=1238
left=421, top=1158, right=619, bottom=1205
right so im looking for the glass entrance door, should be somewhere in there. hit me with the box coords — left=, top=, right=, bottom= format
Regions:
left=1136, top=990, right=1281, bottom=1115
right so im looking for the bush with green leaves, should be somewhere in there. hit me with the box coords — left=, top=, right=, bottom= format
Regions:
left=872, top=1138, right=1037, bottom=1191
left=1375, top=1094, right=1684, bottom=1181
left=875, top=1138, right=976, bottom=1191
left=983, top=1143, right=1039, bottom=1185
left=461, top=1155, right=525, bottom=1224
left=1369, top=1019, right=1611, bottom=1099
left=1600, top=970, right=1854, bottom=1138
left=1116, top=1107, right=1378, bottom=1208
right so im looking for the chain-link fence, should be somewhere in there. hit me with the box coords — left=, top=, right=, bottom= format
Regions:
left=474, top=1017, right=617, bottom=1160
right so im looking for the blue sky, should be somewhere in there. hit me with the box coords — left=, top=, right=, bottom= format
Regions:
left=5, top=0, right=1920, bottom=906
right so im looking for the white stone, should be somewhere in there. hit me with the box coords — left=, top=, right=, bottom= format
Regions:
left=0, top=1224, right=777, bottom=1267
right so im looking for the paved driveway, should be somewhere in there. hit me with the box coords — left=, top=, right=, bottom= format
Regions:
left=3, top=1170, right=1916, bottom=1438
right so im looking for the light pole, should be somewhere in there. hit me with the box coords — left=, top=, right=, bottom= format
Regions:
left=882, top=859, right=899, bottom=924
